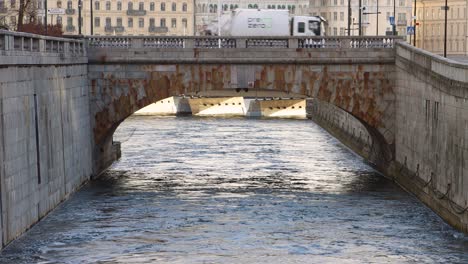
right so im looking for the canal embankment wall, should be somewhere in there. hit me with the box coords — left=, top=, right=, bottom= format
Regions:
left=308, top=43, right=468, bottom=233
left=0, top=32, right=92, bottom=247
left=391, top=43, right=468, bottom=232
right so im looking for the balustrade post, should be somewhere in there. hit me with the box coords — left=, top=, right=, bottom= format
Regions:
left=81, top=41, right=86, bottom=56
left=131, top=38, right=143, bottom=48
left=39, top=38, right=45, bottom=52
left=341, top=38, right=351, bottom=49
left=3, top=34, right=11, bottom=50
left=184, top=38, right=194, bottom=48
left=237, top=38, right=247, bottom=48
left=288, top=38, right=298, bottom=49
left=64, top=42, right=70, bottom=57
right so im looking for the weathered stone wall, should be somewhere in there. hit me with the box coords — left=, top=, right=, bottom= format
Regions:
left=393, top=42, right=468, bottom=232
left=0, top=32, right=92, bottom=247
left=306, top=99, right=373, bottom=163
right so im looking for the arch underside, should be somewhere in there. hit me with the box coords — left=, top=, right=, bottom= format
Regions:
left=90, top=63, right=395, bottom=174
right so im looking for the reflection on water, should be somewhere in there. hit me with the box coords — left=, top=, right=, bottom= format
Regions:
left=0, top=116, right=467, bottom=263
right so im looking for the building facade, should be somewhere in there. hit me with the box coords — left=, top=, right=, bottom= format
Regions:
left=194, top=0, right=310, bottom=35
left=415, top=0, right=467, bottom=56
left=0, top=0, right=195, bottom=36
left=309, top=0, right=413, bottom=36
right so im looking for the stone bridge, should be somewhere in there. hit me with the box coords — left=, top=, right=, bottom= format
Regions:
left=0, top=31, right=467, bottom=248
left=87, top=36, right=399, bottom=175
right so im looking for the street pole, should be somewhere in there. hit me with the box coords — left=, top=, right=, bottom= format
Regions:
left=376, top=0, right=379, bottom=35
left=413, top=0, right=416, bottom=46
left=443, top=0, right=448, bottom=57
left=359, top=0, right=363, bottom=36
left=217, top=0, right=221, bottom=44
left=90, top=0, right=94, bottom=35
left=78, top=0, right=82, bottom=35
left=393, top=0, right=396, bottom=35
left=347, top=0, right=351, bottom=36
left=44, top=0, right=47, bottom=35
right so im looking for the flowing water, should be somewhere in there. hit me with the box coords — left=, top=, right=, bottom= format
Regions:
left=0, top=116, right=467, bottom=263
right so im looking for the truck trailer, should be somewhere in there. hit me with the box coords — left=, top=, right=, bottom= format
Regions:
left=205, top=9, right=326, bottom=37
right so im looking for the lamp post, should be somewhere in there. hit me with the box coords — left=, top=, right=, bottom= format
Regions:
left=413, top=0, right=416, bottom=46
left=347, top=0, right=351, bottom=36
left=44, top=0, right=47, bottom=35
left=359, top=0, right=362, bottom=36
left=78, top=0, right=82, bottom=35
left=393, top=0, right=396, bottom=35
left=376, top=0, right=379, bottom=35
left=90, top=0, right=94, bottom=35
left=443, top=0, right=448, bottom=57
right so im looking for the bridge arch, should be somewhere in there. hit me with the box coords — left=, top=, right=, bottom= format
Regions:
left=87, top=36, right=398, bottom=175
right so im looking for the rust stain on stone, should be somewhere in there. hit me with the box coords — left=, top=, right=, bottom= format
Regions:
left=92, top=63, right=394, bottom=152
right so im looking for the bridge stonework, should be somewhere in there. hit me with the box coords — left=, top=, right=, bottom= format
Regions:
left=1, top=32, right=468, bottom=249
left=87, top=37, right=397, bottom=174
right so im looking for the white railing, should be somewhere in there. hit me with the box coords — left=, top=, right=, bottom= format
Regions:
left=85, top=36, right=403, bottom=49
left=0, top=29, right=85, bottom=56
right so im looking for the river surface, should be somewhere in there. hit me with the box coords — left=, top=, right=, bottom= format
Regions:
left=0, top=116, right=467, bottom=263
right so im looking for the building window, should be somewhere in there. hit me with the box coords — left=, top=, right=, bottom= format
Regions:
left=182, top=18, right=187, bottom=28
left=67, top=17, right=73, bottom=26
left=139, top=2, right=144, bottom=10
left=182, top=3, right=187, bottom=12
left=340, top=12, right=344, bottom=21
left=57, top=16, right=62, bottom=25
left=117, top=1, right=122, bottom=10
left=95, top=1, right=100, bottom=10
left=333, top=12, right=337, bottom=21
left=128, top=2, right=133, bottom=10
left=160, top=18, right=166, bottom=27
left=139, top=18, right=144, bottom=27
left=105, top=17, right=111, bottom=27
left=399, top=0, right=405, bottom=6
left=106, top=1, right=111, bottom=10
left=171, top=18, right=176, bottom=28
left=128, top=18, right=133, bottom=27
left=55, top=1, right=60, bottom=8
left=150, top=18, right=155, bottom=27
left=95, top=17, right=100, bottom=27
left=117, top=18, right=122, bottom=27
left=67, top=1, right=72, bottom=9
left=161, top=2, right=165, bottom=11
left=150, top=2, right=155, bottom=11
left=10, top=16, right=16, bottom=26
left=172, top=2, right=176, bottom=11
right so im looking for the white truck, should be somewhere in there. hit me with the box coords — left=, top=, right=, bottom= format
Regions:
left=205, top=9, right=326, bottom=37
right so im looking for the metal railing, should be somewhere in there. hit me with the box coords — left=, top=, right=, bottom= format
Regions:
left=86, top=36, right=403, bottom=49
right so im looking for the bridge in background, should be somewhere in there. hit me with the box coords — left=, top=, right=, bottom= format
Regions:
left=0, top=31, right=467, bottom=248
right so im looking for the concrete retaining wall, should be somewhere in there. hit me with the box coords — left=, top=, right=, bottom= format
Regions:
left=0, top=31, right=92, bottom=247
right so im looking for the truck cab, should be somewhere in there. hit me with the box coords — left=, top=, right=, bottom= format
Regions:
left=291, top=16, right=326, bottom=36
